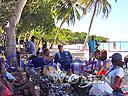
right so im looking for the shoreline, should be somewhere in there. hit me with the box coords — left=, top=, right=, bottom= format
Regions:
left=49, top=46, right=128, bottom=60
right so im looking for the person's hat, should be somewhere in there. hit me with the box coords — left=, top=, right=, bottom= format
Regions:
left=109, top=53, right=122, bottom=62
left=58, top=44, right=63, bottom=48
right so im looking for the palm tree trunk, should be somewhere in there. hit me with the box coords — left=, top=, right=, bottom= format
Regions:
left=49, top=27, right=61, bottom=49
left=49, top=20, right=65, bottom=49
left=82, top=1, right=97, bottom=51
left=5, top=0, right=27, bottom=65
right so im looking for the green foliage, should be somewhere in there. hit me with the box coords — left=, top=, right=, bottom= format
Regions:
left=0, top=0, right=55, bottom=34
left=18, top=0, right=55, bottom=34
left=44, top=27, right=108, bottom=44
left=80, top=0, right=117, bottom=17
left=16, top=26, right=109, bottom=44
left=0, top=26, right=5, bottom=45
left=44, top=27, right=57, bottom=43
left=96, top=36, right=109, bottom=42
left=29, top=26, right=108, bottom=44
left=52, top=0, right=82, bottom=26
left=0, top=0, right=110, bottom=45
left=0, top=1, right=15, bottom=27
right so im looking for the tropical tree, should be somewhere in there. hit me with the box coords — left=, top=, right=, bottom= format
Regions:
left=0, top=1, right=15, bottom=28
left=79, top=0, right=117, bottom=50
left=18, top=0, right=55, bottom=35
left=0, top=0, right=55, bottom=62
left=5, top=0, right=27, bottom=65
left=50, top=0, right=117, bottom=49
left=49, top=0, right=82, bottom=48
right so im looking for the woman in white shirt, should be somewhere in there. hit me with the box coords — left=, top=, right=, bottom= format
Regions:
left=106, top=53, right=125, bottom=95
left=89, top=53, right=125, bottom=96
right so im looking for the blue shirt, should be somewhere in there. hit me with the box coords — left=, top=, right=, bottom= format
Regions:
left=54, top=50, right=73, bottom=70
left=27, top=41, right=36, bottom=55
left=6, top=72, right=16, bottom=80
left=32, top=56, right=45, bottom=68
left=88, top=39, right=98, bottom=53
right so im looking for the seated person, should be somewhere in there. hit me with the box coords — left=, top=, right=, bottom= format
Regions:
left=81, top=50, right=111, bottom=76
left=54, top=44, right=73, bottom=73
left=26, top=36, right=36, bottom=55
left=0, top=57, right=36, bottom=96
left=95, top=50, right=107, bottom=61
left=90, top=53, right=125, bottom=96
left=95, top=50, right=111, bottom=76
left=42, top=48, right=61, bottom=76
left=0, top=81, right=12, bottom=96
left=43, top=48, right=53, bottom=65
left=0, top=58, right=12, bottom=96
left=29, top=51, right=45, bottom=68
left=0, top=58, right=14, bottom=95
left=11, top=68, right=37, bottom=96
left=106, top=53, right=124, bottom=91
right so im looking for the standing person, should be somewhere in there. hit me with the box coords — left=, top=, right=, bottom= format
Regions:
left=41, top=37, right=47, bottom=50
left=26, top=36, right=36, bottom=55
left=113, top=41, right=116, bottom=50
left=88, top=35, right=99, bottom=59
left=54, top=44, right=73, bottom=73
left=37, top=37, right=47, bottom=55
left=87, top=35, right=99, bottom=72
left=24, top=39, right=29, bottom=52
left=124, top=55, right=128, bottom=68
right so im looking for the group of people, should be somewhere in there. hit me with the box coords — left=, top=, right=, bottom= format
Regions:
left=87, top=35, right=126, bottom=95
left=0, top=35, right=127, bottom=96
left=23, top=35, right=126, bottom=95
left=24, top=36, right=47, bottom=55
left=0, top=57, right=37, bottom=96
left=24, top=35, right=99, bottom=73
left=23, top=36, right=73, bottom=72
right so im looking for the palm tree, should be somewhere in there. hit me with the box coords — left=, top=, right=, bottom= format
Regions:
left=50, top=0, right=117, bottom=49
left=50, top=0, right=82, bottom=48
left=80, top=0, right=117, bottom=50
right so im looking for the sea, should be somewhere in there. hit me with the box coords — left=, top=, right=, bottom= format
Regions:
left=100, top=41, right=128, bottom=52
left=62, top=41, right=128, bottom=52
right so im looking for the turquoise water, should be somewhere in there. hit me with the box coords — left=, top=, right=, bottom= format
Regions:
left=100, top=41, right=128, bottom=51
left=56, top=41, right=128, bottom=52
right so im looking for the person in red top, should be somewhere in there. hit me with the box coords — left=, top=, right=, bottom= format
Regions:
left=0, top=82, right=11, bottom=96
left=3, top=84, right=12, bottom=96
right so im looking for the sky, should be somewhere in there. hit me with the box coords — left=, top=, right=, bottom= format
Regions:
left=56, top=0, right=128, bottom=41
